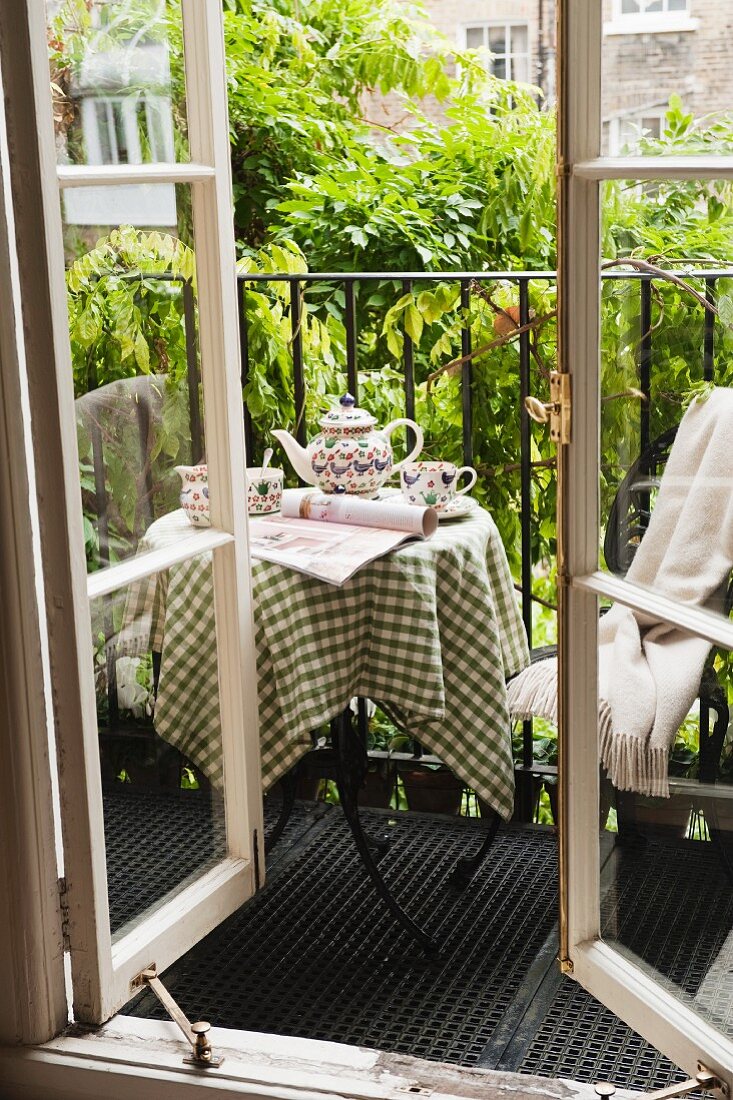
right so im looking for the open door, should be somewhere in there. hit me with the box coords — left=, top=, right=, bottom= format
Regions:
left=28, top=0, right=264, bottom=1024
left=558, top=0, right=733, bottom=1085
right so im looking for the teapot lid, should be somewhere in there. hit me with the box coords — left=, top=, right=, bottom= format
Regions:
left=319, top=393, right=376, bottom=429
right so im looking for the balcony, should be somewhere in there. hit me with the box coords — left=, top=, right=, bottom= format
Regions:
left=73, top=261, right=733, bottom=1090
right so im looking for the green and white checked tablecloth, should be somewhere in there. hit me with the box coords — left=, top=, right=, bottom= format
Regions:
left=121, top=504, right=529, bottom=819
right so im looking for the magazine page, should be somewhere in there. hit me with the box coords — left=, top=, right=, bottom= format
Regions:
left=248, top=514, right=422, bottom=585
left=280, top=489, right=438, bottom=537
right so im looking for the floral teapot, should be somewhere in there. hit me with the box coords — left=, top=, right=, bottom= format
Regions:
left=272, top=393, right=423, bottom=497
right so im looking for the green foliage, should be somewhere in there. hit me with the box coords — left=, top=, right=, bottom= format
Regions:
left=51, top=1, right=733, bottom=785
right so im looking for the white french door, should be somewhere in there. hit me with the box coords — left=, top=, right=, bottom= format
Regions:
left=559, top=0, right=733, bottom=1083
left=30, top=0, right=263, bottom=1023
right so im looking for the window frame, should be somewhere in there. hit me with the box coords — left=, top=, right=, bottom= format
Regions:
left=558, top=0, right=733, bottom=1082
left=3, top=0, right=733, bottom=1091
left=460, top=21, right=532, bottom=84
left=1, top=0, right=265, bottom=1031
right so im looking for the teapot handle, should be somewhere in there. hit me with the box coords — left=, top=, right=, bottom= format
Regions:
left=382, top=419, right=424, bottom=473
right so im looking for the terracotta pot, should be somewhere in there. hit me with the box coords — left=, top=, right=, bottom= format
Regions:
left=358, top=762, right=395, bottom=808
left=295, top=748, right=336, bottom=800
left=478, top=776, right=543, bottom=822
left=400, top=765, right=464, bottom=815
left=617, top=791, right=691, bottom=838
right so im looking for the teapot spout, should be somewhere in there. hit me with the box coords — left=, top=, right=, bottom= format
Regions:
left=271, top=429, right=316, bottom=485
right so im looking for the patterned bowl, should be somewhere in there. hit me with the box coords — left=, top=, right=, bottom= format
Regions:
left=246, top=467, right=283, bottom=515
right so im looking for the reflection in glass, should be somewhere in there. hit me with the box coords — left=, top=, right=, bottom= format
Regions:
left=61, top=184, right=204, bottom=572
left=488, top=29, right=507, bottom=54
left=598, top=171, right=733, bottom=1034
left=93, top=558, right=226, bottom=940
left=47, top=0, right=188, bottom=168
left=599, top=633, right=733, bottom=1040
left=602, top=0, right=722, bottom=156
left=600, top=180, right=733, bottom=624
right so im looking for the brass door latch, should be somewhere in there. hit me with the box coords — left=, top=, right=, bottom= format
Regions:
left=595, top=1063, right=729, bottom=1100
left=135, top=966, right=224, bottom=1068
left=525, top=370, right=572, bottom=445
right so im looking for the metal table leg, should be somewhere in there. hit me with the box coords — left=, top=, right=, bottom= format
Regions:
left=264, top=766, right=298, bottom=855
left=332, top=708, right=438, bottom=952
left=448, top=810, right=501, bottom=889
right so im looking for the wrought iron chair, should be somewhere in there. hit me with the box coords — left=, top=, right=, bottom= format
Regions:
left=524, top=424, right=733, bottom=863
left=604, top=425, right=733, bottom=864
left=76, top=373, right=203, bottom=790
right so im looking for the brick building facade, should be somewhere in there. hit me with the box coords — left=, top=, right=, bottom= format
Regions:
left=364, top=0, right=733, bottom=151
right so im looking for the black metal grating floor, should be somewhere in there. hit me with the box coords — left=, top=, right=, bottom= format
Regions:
left=116, top=803, right=733, bottom=1089
left=103, top=787, right=326, bottom=934
left=104, top=788, right=227, bottom=935
left=518, top=978, right=687, bottom=1085
left=124, top=809, right=559, bottom=1065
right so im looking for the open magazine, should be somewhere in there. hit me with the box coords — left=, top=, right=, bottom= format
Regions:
left=248, top=489, right=438, bottom=585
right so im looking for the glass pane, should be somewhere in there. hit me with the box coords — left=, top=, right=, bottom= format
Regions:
left=488, top=28, right=507, bottom=54
left=510, top=25, right=528, bottom=54
left=599, top=631, right=733, bottom=1041
left=465, top=26, right=485, bottom=49
left=47, top=0, right=188, bottom=166
left=512, top=56, right=530, bottom=85
left=600, top=179, right=733, bottom=625
left=94, top=556, right=226, bottom=940
left=493, top=58, right=507, bottom=81
left=602, top=3, right=721, bottom=155
left=61, top=183, right=206, bottom=574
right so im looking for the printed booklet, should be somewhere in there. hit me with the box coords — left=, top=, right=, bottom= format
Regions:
left=248, top=489, right=438, bottom=585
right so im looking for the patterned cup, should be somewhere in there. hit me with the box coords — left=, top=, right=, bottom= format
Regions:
left=400, top=461, right=477, bottom=511
left=176, top=464, right=211, bottom=528
left=247, top=467, right=283, bottom=515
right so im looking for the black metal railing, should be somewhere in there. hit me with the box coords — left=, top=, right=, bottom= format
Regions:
left=236, top=265, right=732, bottom=811
left=85, top=264, right=733, bottom=809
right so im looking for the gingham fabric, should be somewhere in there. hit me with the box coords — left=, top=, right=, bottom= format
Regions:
left=122, top=504, right=529, bottom=819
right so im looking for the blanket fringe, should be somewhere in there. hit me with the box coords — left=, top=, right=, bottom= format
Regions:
left=507, top=659, right=671, bottom=798
left=599, top=720, right=670, bottom=798
left=507, top=658, right=558, bottom=725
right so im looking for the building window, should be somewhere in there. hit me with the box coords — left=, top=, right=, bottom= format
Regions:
left=462, top=22, right=531, bottom=84
left=607, top=110, right=666, bottom=155
left=605, top=0, right=697, bottom=35
left=618, top=0, right=688, bottom=13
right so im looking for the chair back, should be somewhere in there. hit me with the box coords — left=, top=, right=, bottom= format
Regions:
left=604, top=423, right=733, bottom=618
left=75, top=372, right=200, bottom=569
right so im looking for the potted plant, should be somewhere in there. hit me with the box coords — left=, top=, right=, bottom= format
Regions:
left=390, top=733, right=465, bottom=815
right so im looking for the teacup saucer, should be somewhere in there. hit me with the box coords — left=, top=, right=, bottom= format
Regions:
left=436, top=496, right=475, bottom=521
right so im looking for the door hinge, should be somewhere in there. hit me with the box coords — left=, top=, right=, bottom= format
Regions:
left=525, top=370, right=572, bottom=445
left=58, top=877, right=70, bottom=951
left=596, top=1063, right=730, bottom=1100
left=132, top=965, right=224, bottom=1068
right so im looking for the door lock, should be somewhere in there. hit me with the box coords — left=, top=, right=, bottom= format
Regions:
left=525, top=370, right=572, bottom=445
left=595, top=1063, right=729, bottom=1100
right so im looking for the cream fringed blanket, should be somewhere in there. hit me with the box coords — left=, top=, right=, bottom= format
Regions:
left=507, top=387, right=733, bottom=797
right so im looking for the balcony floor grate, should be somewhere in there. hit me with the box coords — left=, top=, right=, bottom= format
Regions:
left=104, top=786, right=327, bottom=934
left=117, top=804, right=732, bottom=1089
